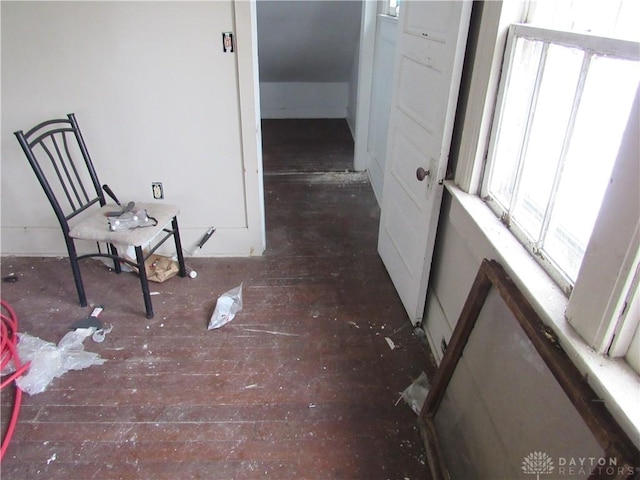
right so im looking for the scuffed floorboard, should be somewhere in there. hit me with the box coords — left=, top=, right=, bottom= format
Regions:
left=1, top=119, right=435, bottom=479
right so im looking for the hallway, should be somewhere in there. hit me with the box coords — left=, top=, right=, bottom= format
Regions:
left=1, top=119, right=435, bottom=479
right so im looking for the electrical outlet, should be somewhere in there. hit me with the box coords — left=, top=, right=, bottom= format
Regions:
left=152, top=182, right=164, bottom=200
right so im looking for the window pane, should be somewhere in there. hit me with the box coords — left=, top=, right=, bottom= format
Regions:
left=543, top=56, right=640, bottom=281
left=388, top=0, right=399, bottom=17
left=488, top=38, right=542, bottom=210
left=511, top=44, right=583, bottom=241
left=485, top=24, right=639, bottom=292
left=528, top=0, right=640, bottom=42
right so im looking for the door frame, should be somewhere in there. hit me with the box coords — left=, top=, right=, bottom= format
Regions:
left=353, top=1, right=379, bottom=173
left=235, top=0, right=266, bottom=254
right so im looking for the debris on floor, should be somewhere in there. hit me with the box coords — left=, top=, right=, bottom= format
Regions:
left=13, top=328, right=106, bottom=395
left=208, top=283, right=243, bottom=330
left=385, top=337, right=396, bottom=350
left=69, top=306, right=103, bottom=330
left=185, top=265, right=198, bottom=278
left=413, top=326, right=430, bottom=347
left=144, top=254, right=180, bottom=283
left=2, top=274, right=18, bottom=283
left=69, top=306, right=112, bottom=343
left=91, top=325, right=113, bottom=343
left=399, top=371, right=430, bottom=415
left=241, top=328, right=300, bottom=337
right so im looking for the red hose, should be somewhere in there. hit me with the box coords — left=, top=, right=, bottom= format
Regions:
left=1, top=300, right=30, bottom=461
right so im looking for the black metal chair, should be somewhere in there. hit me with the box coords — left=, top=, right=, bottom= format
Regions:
left=14, top=113, right=186, bottom=318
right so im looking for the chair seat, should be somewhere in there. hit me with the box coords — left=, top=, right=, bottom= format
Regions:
left=69, top=202, right=180, bottom=247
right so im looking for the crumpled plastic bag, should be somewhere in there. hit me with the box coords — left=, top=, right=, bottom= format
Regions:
left=401, top=371, right=430, bottom=415
left=14, top=329, right=106, bottom=395
left=208, top=283, right=243, bottom=330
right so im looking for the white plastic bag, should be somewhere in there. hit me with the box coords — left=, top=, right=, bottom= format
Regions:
left=401, top=371, right=430, bottom=415
left=15, top=329, right=106, bottom=395
left=208, top=283, right=243, bottom=330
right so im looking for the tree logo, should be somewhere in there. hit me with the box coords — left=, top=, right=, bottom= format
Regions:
left=522, top=451, right=555, bottom=479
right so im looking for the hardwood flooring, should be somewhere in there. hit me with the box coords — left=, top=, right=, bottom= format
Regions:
left=1, top=119, right=435, bottom=479
left=261, top=119, right=354, bottom=173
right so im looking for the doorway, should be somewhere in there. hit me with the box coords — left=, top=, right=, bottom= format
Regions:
left=255, top=1, right=362, bottom=172
left=261, top=119, right=354, bottom=174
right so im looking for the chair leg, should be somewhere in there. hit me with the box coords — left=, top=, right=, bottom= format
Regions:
left=135, top=246, right=154, bottom=319
left=65, top=236, right=87, bottom=307
left=109, top=243, right=122, bottom=273
left=172, top=217, right=187, bottom=278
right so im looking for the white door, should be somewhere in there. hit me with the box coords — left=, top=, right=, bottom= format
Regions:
left=378, top=1, right=472, bottom=324
left=367, top=15, right=398, bottom=205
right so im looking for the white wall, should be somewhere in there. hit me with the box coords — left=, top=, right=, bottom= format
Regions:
left=257, top=1, right=362, bottom=120
left=423, top=196, right=489, bottom=362
left=260, top=82, right=348, bottom=118
left=1, top=1, right=264, bottom=257
left=346, top=36, right=360, bottom=135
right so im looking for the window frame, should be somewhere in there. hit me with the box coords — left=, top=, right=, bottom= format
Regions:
left=563, top=87, right=640, bottom=362
left=451, top=0, right=639, bottom=434
left=480, top=23, right=640, bottom=296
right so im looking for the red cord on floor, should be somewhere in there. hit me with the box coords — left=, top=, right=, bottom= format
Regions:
left=1, top=300, right=30, bottom=461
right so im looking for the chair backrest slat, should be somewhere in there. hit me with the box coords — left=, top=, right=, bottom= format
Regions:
left=37, top=135, right=80, bottom=212
left=62, top=132, right=92, bottom=206
left=15, top=114, right=106, bottom=229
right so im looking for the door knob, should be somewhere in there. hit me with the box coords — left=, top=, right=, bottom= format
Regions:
left=416, top=167, right=430, bottom=181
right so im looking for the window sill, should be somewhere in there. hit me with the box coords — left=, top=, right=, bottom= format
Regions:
left=444, top=180, right=640, bottom=448
left=377, top=13, right=398, bottom=24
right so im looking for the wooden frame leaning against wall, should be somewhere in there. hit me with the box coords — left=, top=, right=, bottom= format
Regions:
left=418, top=259, right=639, bottom=480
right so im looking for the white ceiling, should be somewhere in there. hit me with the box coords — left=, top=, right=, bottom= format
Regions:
left=257, top=0, right=362, bottom=83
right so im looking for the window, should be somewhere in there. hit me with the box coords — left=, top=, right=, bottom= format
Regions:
left=449, top=0, right=640, bottom=437
left=386, top=0, right=399, bottom=18
left=482, top=24, right=639, bottom=293
left=475, top=1, right=640, bottom=374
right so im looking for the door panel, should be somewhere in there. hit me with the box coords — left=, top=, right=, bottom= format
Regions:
left=388, top=128, right=435, bottom=208
left=397, top=56, right=440, bottom=131
left=366, top=16, right=398, bottom=203
left=405, top=1, right=456, bottom=40
left=378, top=1, right=472, bottom=324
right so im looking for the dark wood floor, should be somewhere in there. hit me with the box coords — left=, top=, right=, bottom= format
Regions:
left=261, top=119, right=355, bottom=174
left=1, top=119, right=435, bottom=479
